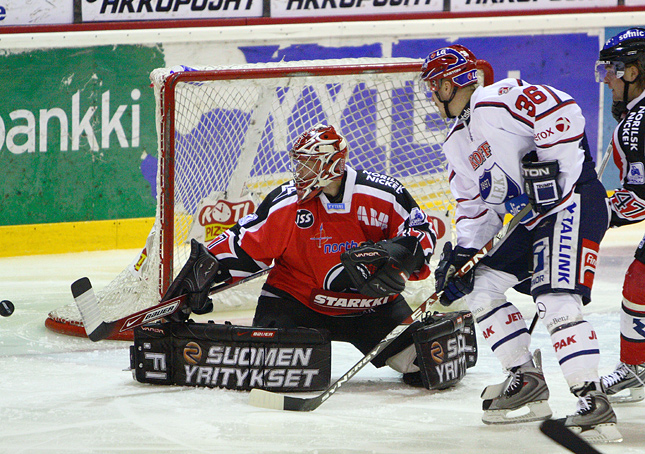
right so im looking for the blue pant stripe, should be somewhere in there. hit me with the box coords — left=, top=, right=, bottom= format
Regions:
left=491, top=328, right=529, bottom=352
left=477, top=301, right=513, bottom=324
left=558, top=349, right=600, bottom=365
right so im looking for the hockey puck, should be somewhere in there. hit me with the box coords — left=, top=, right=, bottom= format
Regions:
left=0, top=300, right=15, bottom=317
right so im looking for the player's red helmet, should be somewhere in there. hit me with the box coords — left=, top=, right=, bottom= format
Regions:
left=289, top=124, right=348, bottom=204
left=421, top=44, right=494, bottom=91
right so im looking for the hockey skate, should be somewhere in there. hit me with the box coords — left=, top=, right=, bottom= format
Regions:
left=481, top=349, right=552, bottom=424
left=601, top=362, right=645, bottom=403
left=559, top=381, right=622, bottom=443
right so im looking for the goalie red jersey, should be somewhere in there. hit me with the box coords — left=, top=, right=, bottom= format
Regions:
left=206, top=166, right=437, bottom=315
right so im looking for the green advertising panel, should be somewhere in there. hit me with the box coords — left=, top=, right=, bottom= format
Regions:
left=0, top=45, right=164, bottom=226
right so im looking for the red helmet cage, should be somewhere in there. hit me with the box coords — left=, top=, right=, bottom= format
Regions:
left=289, top=124, right=348, bottom=204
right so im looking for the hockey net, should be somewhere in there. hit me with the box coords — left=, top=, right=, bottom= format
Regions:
left=45, top=58, right=455, bottom=340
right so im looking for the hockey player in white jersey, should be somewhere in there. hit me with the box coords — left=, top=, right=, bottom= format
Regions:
left=595, top=28, right=645, bottom=403
left=420, top=44, right=621, bottom=443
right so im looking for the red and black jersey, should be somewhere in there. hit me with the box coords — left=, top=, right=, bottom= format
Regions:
left=207, top=166, right=437, bottom=316
left=609, top=91, right=645, bottom=226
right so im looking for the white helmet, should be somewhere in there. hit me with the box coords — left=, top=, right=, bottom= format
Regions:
left=289, top=124, right=348, bottom=204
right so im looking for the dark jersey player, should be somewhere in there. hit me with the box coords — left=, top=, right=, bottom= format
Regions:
left=595, top=28, right=645, bottom=404
left=164, top=123, right=438, bottom=383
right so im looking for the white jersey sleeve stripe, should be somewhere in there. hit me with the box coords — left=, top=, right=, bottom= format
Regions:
left=475, top=101, right=534, bottom=128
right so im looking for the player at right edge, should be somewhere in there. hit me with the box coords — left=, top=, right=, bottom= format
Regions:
left=595, top=28, right=645, bottom=403
left=420, top=44, right=621, bottom=443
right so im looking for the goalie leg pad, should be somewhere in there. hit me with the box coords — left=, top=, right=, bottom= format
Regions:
left=130, top=322, right=331, bottom=392
left=412, top=311, right=477, bottom=390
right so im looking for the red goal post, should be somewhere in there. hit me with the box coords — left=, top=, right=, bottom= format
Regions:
left=45, top=57, right=456, bottom=340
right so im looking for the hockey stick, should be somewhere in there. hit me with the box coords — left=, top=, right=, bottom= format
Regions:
left=540, top=419, right=603, bottom=454
left=596, top=142, right=613, bottom=181
left=248, top=204, right=533, bottom=411
left=72, top=266, right=272, bottom=342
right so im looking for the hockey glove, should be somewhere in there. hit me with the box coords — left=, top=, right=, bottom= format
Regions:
left=434, top=242, right=477, bottom=306
left=521, top=153, right=562, bottom=215
left=341, top=238, right=422, bottom=298
left=163, top=239, right=227, bottom=315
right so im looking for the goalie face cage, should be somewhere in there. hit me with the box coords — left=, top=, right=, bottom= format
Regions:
left=45, top=58, right=455, bottom=340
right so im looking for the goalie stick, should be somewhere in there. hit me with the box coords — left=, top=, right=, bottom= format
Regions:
left=72, top=266, right=272, bottom=342
left=540, top=419, right=603, bottom=454
left=248, top=204, right=533, bottom=412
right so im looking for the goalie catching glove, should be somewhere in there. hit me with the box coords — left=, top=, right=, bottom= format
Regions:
left=162, top=239, right=230, bottom=315
left=435, top=242, right=477, bottom=306
left=341, top=237, right=424, bottom=298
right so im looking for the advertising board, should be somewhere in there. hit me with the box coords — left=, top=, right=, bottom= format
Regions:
left=0, top=0, right=73, bottom=25
left=270, top=0, right=442, bottom=18
left=80, top=0, right=263, bottom=21
left=450, top=0, right=616, bottom=12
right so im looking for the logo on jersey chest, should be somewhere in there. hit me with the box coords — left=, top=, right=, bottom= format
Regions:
left=310, top=224, right=332, bottom=248
left=296, top=209, right=315, bottom=228
left=310, top=289, right=389, bottom=311
left=357, top=206, right=389, bottom=229
left=479, top=163, right=522, bottom=205
left=469, top=141, right=492, bottom=171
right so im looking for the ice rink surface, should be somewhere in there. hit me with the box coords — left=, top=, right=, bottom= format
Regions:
left=1, top=225, right=644, bottom=453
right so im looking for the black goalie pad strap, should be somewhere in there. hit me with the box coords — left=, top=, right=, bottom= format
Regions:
left=412, top=311, right=477, bottom=390
left=130, top=322, right=331, bottom=392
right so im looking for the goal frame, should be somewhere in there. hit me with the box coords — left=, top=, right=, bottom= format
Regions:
left=156, top=60, right=432, bottom=296
left=46, top=57, right=456, bottom=340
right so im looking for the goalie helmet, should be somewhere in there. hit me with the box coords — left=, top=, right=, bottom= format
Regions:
left=595, top=28, right=645, bottom=83
left=289, top=124, right=348, bottom=204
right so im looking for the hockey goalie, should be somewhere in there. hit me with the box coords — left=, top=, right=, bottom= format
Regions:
left=132, top=123, right=477, bottom=392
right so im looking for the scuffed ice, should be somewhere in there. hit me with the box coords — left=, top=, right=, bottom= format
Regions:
left=1, top=228, right=644, bottom=453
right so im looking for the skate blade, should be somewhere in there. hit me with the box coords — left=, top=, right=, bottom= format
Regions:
left=568, top=422, right=623, bottom=443
left=608, top=386, right=644, bottom=404
left=482, top=400, right=552, bottom=425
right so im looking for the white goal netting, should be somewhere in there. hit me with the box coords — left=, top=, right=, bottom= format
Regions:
left=46, top=57, right=455, bottom=339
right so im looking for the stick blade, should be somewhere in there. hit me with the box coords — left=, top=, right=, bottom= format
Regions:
left=248, top=389, right=285, bottom=410
left=248, top=389, right=316, bottom=412
left=539, top=419, right=602, bottom=454
left=71, top=277, right=107, bottom=342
